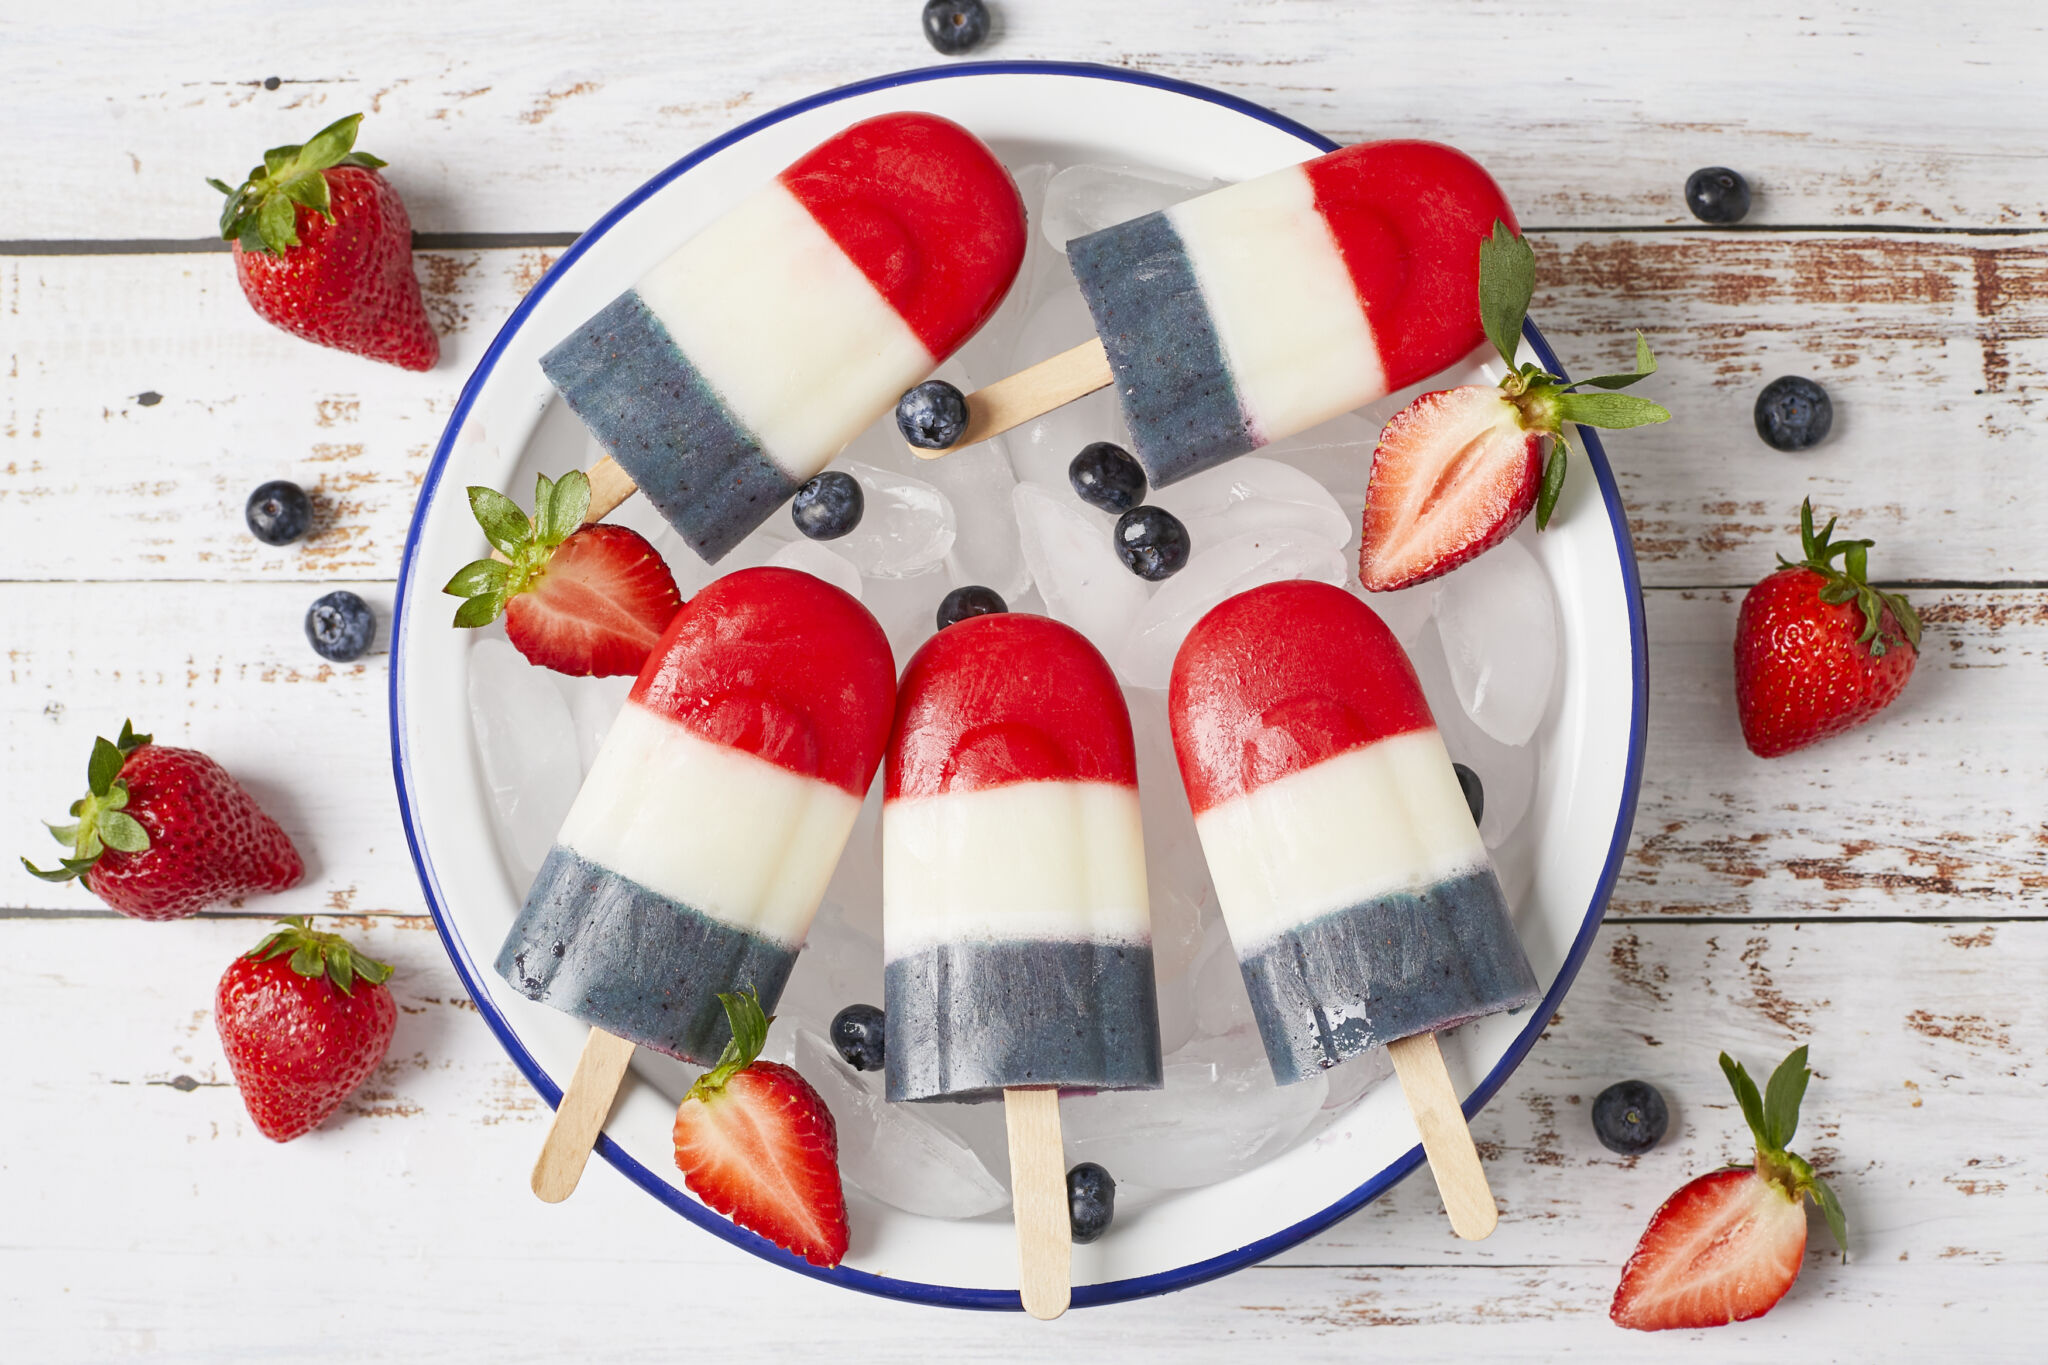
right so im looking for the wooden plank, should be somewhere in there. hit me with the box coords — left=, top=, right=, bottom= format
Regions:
left=5, top=2, right=2048, bottom=237
left=4, top=582, right=2038, bottom=922
left=6, top=237, right=2047, bottom=587
left=0, top=914, right=2038, bottom=1358
left=1614, top=588, right=2048, bottom=919
left=1, top=581, right=419, bottom=917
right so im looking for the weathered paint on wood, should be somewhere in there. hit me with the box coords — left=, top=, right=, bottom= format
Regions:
left=3, top=914, right=2039, bottom=1359
left=6, top=1, right=2048, bottom=237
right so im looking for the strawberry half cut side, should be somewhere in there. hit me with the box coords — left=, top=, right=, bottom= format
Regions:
left=442, top=469, right=682, bottom=677
left=671, top=989, right=850, bottom=1268
left=1358, top=222, right=1672, bottom=591
left=1610, top=1046, right=1848, bottom=1332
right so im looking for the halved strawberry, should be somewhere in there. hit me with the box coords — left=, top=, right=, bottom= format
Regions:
left=1359, top=222, right=1671, bottom=591
left=672, top=989, right=850, bottom=1268
left=442, top=470, right=681, bottom=676
left=1611, top=1046, right=1847, bottom=1332
left=1359, top=386, right=1541, bottom=590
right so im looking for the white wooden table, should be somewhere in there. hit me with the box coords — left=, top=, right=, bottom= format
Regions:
left=4, top=3, right=2043, bottom=1359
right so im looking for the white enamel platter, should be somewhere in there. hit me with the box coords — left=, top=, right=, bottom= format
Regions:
left=390, top=61, right=1648, bottom=1311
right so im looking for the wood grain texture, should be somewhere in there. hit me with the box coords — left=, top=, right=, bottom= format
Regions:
left=6, top=1, right=2048, bottom=238
left=1004, top=1087, right=1072, bottom=1319
left=6, top=237, right=2046, bottom=586
left=3, top=914, right=2040, bottom=1357
left=530, top=1027, right=636, bottom=1203
left=7, top=583, right=2034, bottom=922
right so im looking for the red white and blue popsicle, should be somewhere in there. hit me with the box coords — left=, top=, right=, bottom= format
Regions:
left=497, top=567, right=897, bottom=1064
left=544, top=113, right=1027, bottom=561
left=907, top=140, right=1514, bottom=487
left=882, top=611, right=1162, bottom=1104
left=1168, top=579, right=1539, bottom=1084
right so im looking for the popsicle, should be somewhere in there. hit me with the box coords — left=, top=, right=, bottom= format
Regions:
left=904, top=140, right=1513, bottom=487
left=499, top=566, right=896, bottom=1199
left=1168, top=579, right=1539, bottom=1238
left=543, top=112, right=1027, bottom=562
left=883, top=612, right=1161, bottom=1317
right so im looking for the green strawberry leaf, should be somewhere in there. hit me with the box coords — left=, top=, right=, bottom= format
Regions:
left=1720, top=1051, right=1771, bottom=1146
left=243, top=916, right=394, bottom=996
left=1478, top=220, right=1536, bottom=373
left=1811, top=1171, right=1849, bottom=1251
left=87, top=736, right=126, bottom=799
left=44, top=821, right=80, bottom=846
left=689, top=987, right=773, bottom=1101
left=467, top=486, right=531, bottom=557
left=443, top=558, right=511, bottom=598
left=1535, top=434, right=1570, bottom=530
left=1555, top=391, right=1672, bottom=430
left=450, top=591, right=506, bottom=629
left=544, top=469, right=592, bottom=544
left=257, top=192, right=300, bottom=252
left=209, top=112, right=381, bottom=255
left=262, top=144, right=298, bottom=177
left=295, top=113, right=364, bottom=169
left=97, top=810, right=150, bottom=854
left=280, top=169, right=333, bottom=221
left=22, top=856, right=93, bottom=883
left=1763, top=1045, right=1811, bottom=1151
left=115, top=720, right=150, bottom=755
left=330, top=950, right=356, bottom=994
left=1569, top=333, right=1660, bottom=391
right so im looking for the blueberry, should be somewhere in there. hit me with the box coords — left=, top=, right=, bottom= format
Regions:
left=1069, top=441, right=1147, bottom=514
left=305, top=590, right=375, bottom=662
left=1753, top=376, right=1833, bottom=451
left=1592, top=1079, right=1670, bottom=1155
left=1684, top=167, right=1751, bottom=224
left=1453, top=762, right=1484, bottom=825
left=1113, top=505, right=1190, bottom=581
left=1066, top=1162, right=1115, bottom=1243
left=245, top=479, right=313, bottom=545
left=896, top=379, right=970, bottom=449
left=830, top=1004, right=887, bottom=1072
left=791, top=471, right=864, bottom=540
left=921, top=0, right=990, bottom=55
left=936, top=585, right=1007, bottom=630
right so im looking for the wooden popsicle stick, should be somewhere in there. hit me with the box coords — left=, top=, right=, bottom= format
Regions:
left=907, top=338, right=1114, bottom=460
left=1004, top=1086, right=1072, bottom=1320
left=530, top=1026, right=637, bottom=1203
left=582, top=455, right=639, bottom=522
left=1386, top=1032, right=1499, bottom=1241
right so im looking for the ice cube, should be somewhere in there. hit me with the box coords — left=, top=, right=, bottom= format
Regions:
left=1012, top=483, right=1149, bottom=660
left=858, top=565, right=948, bottom=665
left=1126, top=687, right=1211, bottom=1057
left=1355, top=579, right=1439, bottom=648
left=1321, top=1047, right=1395, bottom=1112
left=562, top=673, right=634, bottom=775
left=1433, top=535, right=1559, bottom=746
left=1060, top=1027, right=1327, bottom=1189
left=765, top=538, right=864, bottom=600
left=955, top=161, right=1054, bottom=389
left=467, top=637, right=582, bottom=884
left=1256, top=410, right=1382, bottom=519
left=792, top=1031, right=1009, bottom=1219
left=832, top=461, right=955, bottom=580
left=928, top=441, right=1031, bottom=601
left=1116, top=530, right=1348, bottom=690
left=1149, top=456, right=1353, bottom=551
left=998, top=287, right=1129, bottom=491
left=1040, top=163, right=1220, bottom=253
left=1407, top=621, right=1538, bottom=849
left=1191, top=912, right=1255, bottom=1040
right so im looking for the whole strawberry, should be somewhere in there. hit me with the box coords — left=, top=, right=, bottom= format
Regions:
left=1611, top=1047, right=1847, bottom=1331
left=24, top=721, right=303, bottom=921
left=444, top=469, right=683, bottom=677
left=1734, top=500, right=1920, bottom=757
left=209, top=113, right=438, bottom=371
left=672, top=989, right=850, bottom=1267
left=217, top=918, right=397, bottom=1142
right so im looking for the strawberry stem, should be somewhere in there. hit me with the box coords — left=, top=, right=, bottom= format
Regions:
left=1777, top=498, right=1922, bottom=656
left=210, top=113, right=388, bottom=254
left=1720, top=1046, right=1849, bottom=1253
left=246, top=916, right=394, bottom=996
left=688, top=988, right=773, bottom=1102
left=442, top=469, right=593, bottom=629
left=21, top=721, right=154, bottom=882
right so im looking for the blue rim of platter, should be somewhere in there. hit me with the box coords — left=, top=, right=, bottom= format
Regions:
left=391, top=58, right=1649, bottom=1313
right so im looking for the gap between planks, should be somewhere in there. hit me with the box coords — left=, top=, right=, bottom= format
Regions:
left=6, top=222, right=2045, bottom=258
